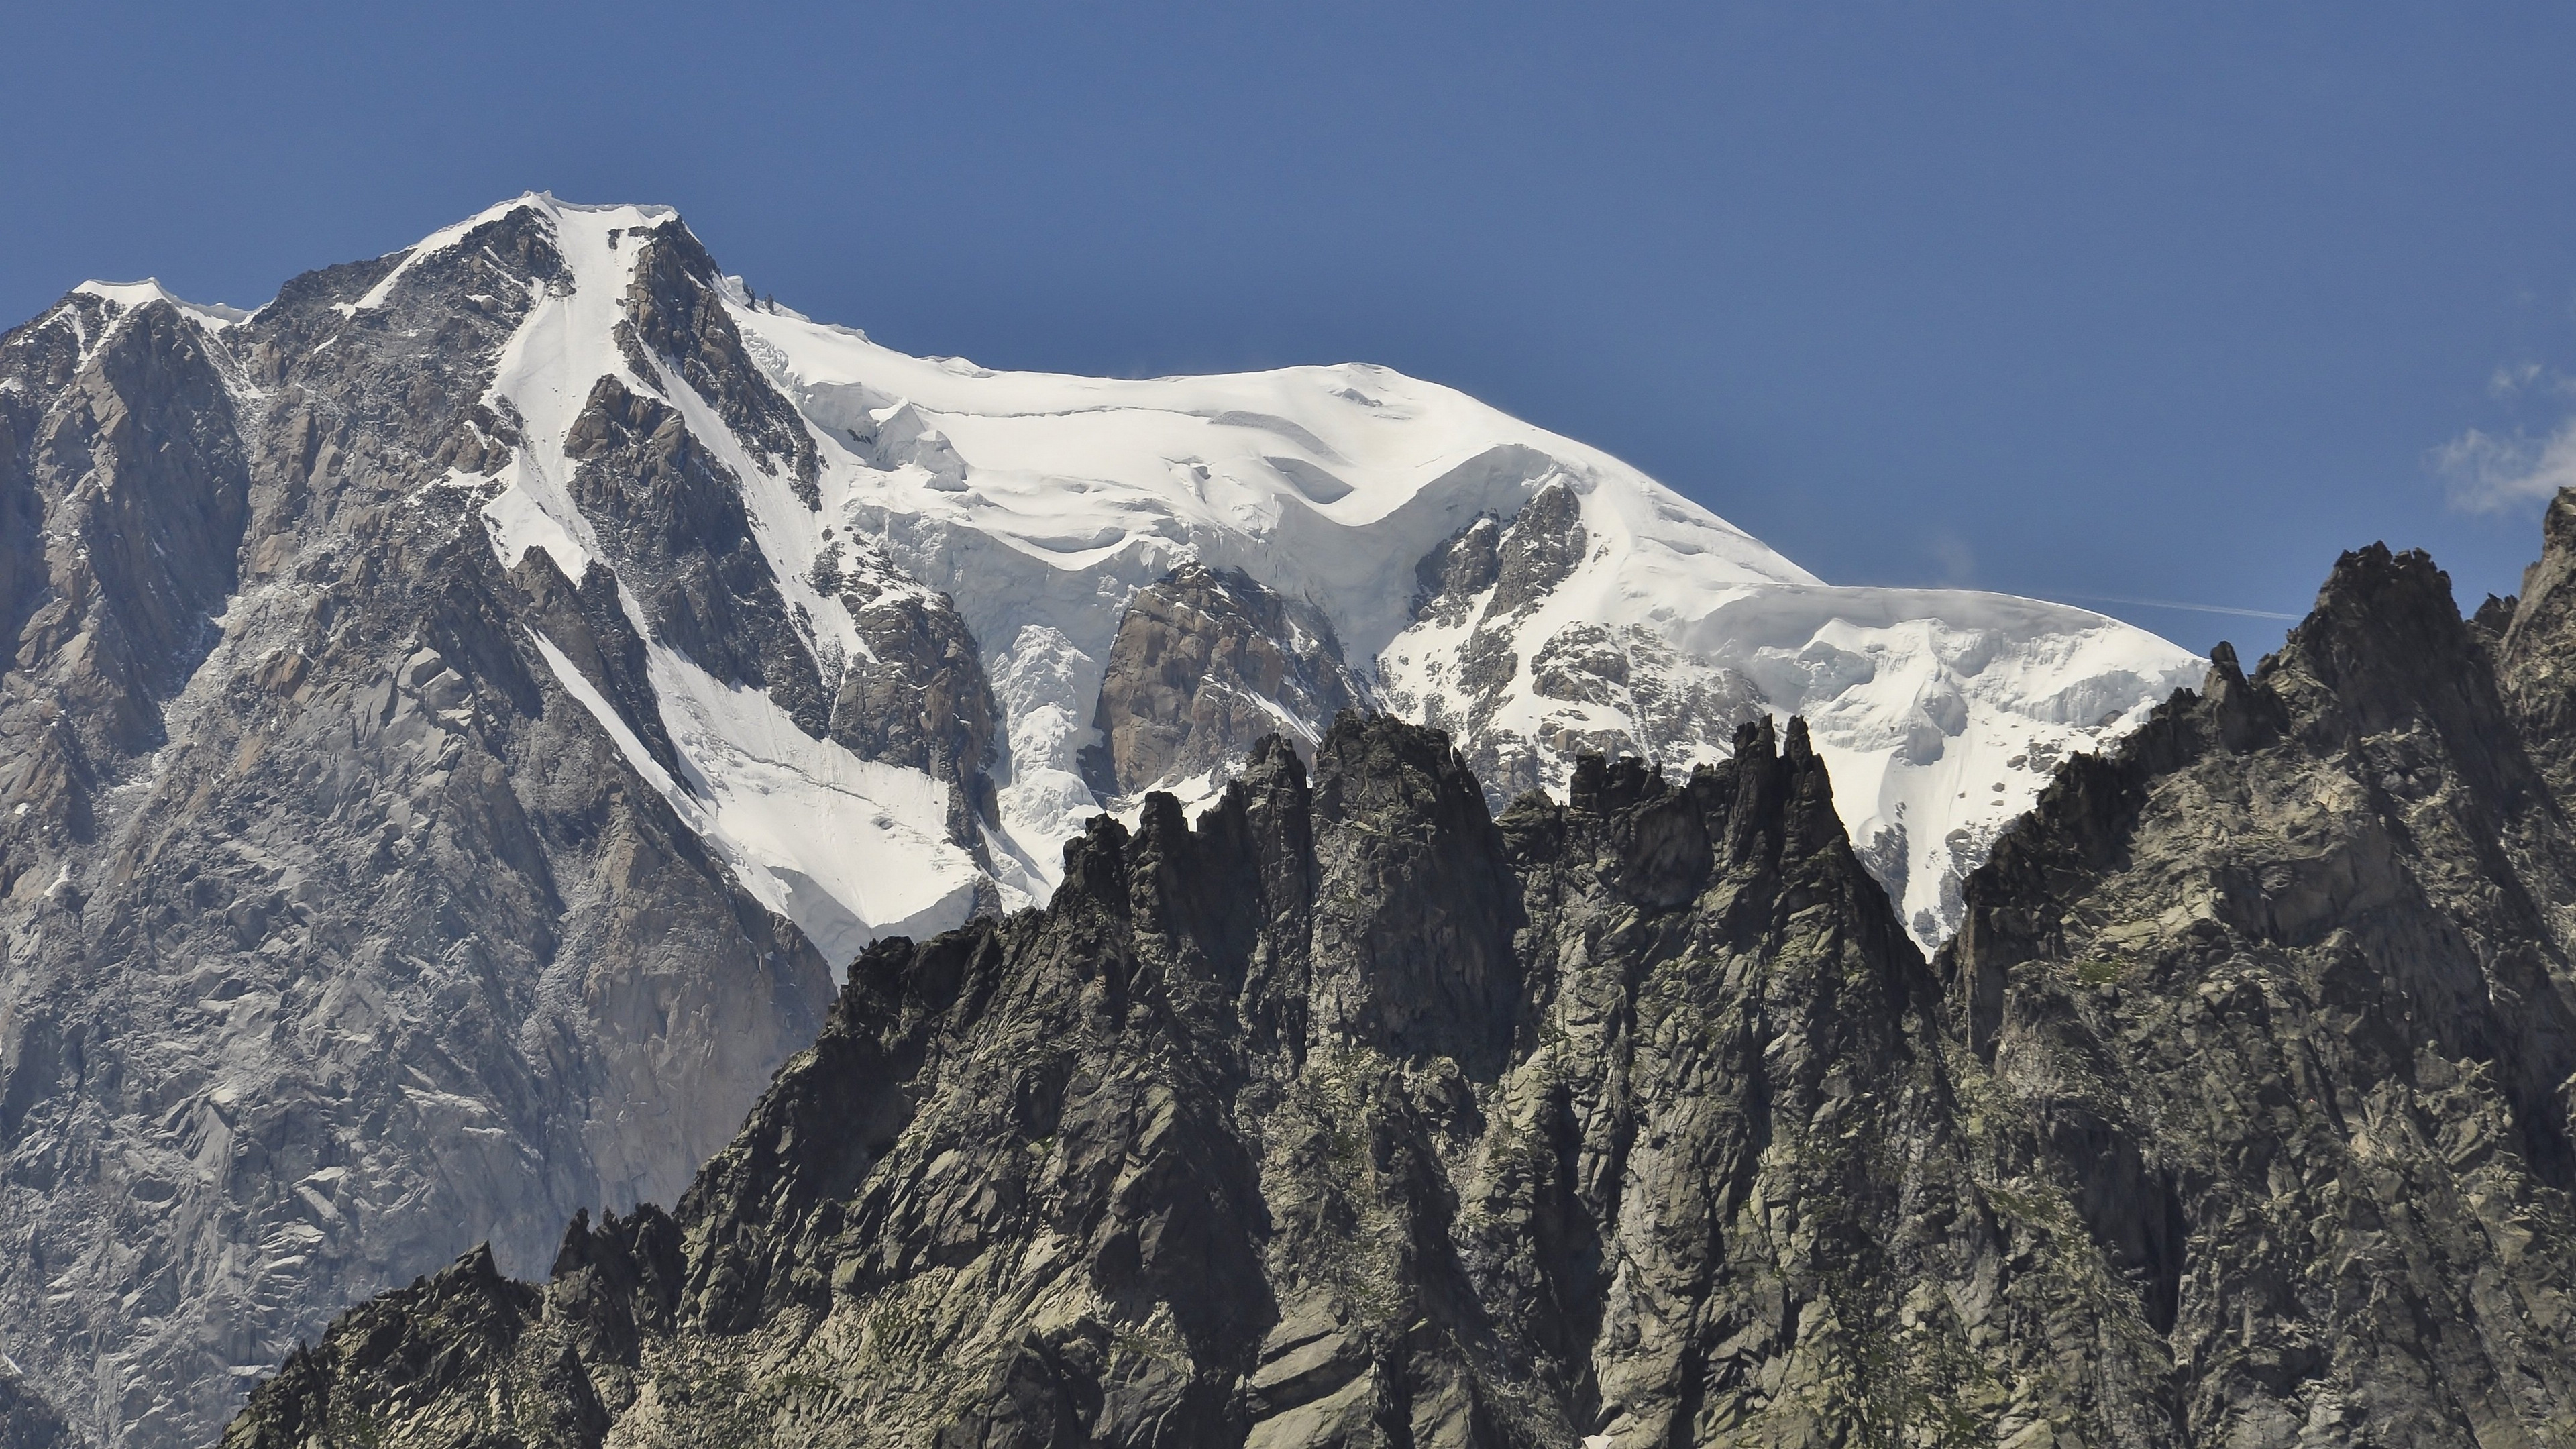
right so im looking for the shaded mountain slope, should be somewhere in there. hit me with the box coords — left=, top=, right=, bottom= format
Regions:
left=222, top=714, right=2157, bottom=1448
left=225, top=498, right=2576, bottom=1448
left=1941, top=513, right=2576, bottom=1448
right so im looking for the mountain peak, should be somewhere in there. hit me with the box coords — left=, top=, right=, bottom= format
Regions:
left=68, top=276, right=252, bottom=330
left=0, top=199, right=2201, bottom=1445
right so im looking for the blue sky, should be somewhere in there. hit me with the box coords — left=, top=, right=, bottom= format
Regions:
left=12, top=2, right=2576, bottom=655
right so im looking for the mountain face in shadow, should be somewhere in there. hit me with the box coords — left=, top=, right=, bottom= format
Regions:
left=221, top=493, right=2576, bottom=1448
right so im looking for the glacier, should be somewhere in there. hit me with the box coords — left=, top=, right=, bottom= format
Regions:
left=385, top=192, right=2199, bottom=950
left=0, top=190, right=2211, bottom=1445
left=68, top=191, right=2200, bottom=957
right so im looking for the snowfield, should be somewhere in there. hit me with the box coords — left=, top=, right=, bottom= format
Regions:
left=234, top=195, right=2211, bottom=949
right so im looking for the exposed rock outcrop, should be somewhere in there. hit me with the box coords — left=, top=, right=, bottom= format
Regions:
left=0, top=204, right=837, bottom=1449
left=0, top=1364, right=68, bottom=1449
left=0, top=286, right=250, bottom=881
left=0, top=195, right=2224, bottom=1449
left=615, top=221, right=821, bottom=504
left=221, top=714, right=2150, bottom=1447
left=1393, top=482, right=1767, bottom=806
left=823, top=539, right=1000, bottom=851
left=223, top=496, right=2576, bottom=1448
left=1941, top=527, right=2576, bottom=1448
left=561, top=374, right=830, bottom=736
left=1080, top=563, right=1363, bottom=798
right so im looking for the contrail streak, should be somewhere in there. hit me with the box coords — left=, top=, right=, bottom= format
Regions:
left=2045, top=592, right=2302, bottom=622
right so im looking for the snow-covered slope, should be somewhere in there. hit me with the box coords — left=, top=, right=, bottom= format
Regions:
left=0, top=195, right=2205, bottom=1444
left=432, top=199, right=995, bottom=961
left=706, top=243, right=2192, bottom=944
left=398, top=195, right=2198, bottom=947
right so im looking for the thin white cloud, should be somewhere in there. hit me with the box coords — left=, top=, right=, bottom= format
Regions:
left=1925, top=530, right=1975, bottom=586
left=2436, top=417, right=2576, bottom=514
left=2491, top=361, right=2544, bottom=397
left=2048, top=591, right=2300, bottom=621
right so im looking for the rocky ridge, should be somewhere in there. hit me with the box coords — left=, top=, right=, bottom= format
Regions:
left=0, top=195, right=2192, bottom=1446
left=1079, top=561, right=1362, bottom=800
left=221, top=498, right=2576, bottom=1447
left=0, top=208, right=843, bottom=1448
left=1387, top=480, right=1765, bottom=807
left=1937, top=508, right=2576, bottom=1447
left=226, top=712, right=2076, bottom=1448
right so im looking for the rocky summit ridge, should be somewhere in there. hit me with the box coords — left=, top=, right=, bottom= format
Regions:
left=0, top=195, right=2194, bottom=1446
left=219, top=489, right=2576, bottom=1448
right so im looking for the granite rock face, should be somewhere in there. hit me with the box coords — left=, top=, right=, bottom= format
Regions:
left=1080, top=562, right=1363, bottom=799
left=221, top=500, right=2576, bottom=1447
left=0, top=1362, right=69, bottom=1449
left=0, top=209, right=845, bottom=1447
left=215, top=714, right=2145, bottom=1447
left=615, top=219, right=821, bottom=505
left=1943, top=514, right=2576, bottom=1448
left=559, top=371, right=830, bottom=736
left=0, top=197, right=2210, bottom=1449
left=822, top=539, right=1002, bottom=855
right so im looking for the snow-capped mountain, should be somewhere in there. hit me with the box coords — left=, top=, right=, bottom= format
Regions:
left=451, top=193, right=2196, bottom=951
left=0, top=193, right=2194, bottom=1446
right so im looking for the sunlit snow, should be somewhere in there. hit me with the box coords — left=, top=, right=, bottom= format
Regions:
left=337, top=196, right=2203, bottom=954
